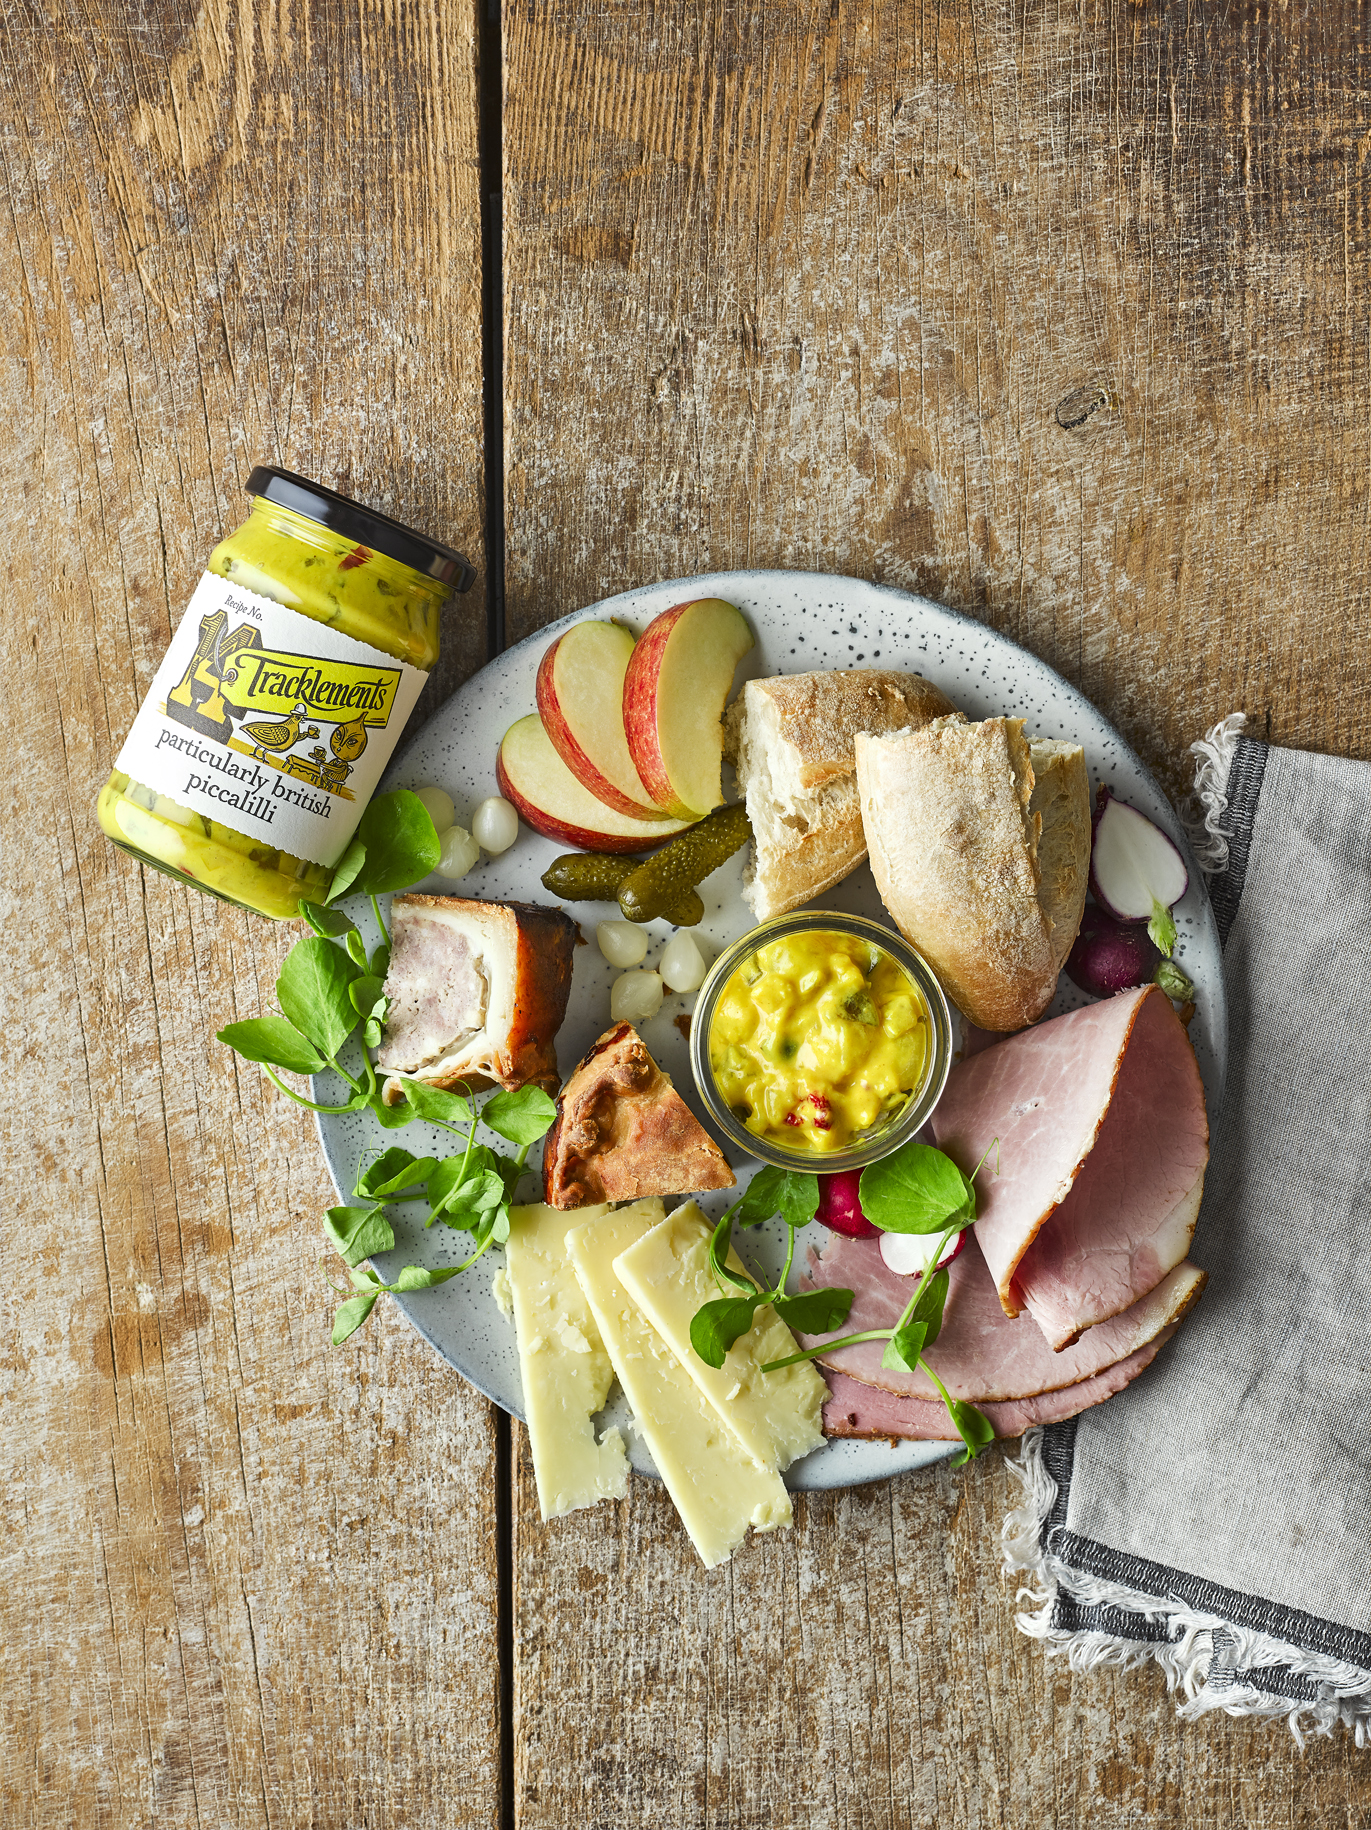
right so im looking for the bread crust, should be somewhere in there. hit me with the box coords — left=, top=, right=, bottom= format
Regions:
left=856, top=717, right=1059, bottom=1031
left=1028, top=741, right=1091, bottom=970
left=727, top=669, right=960, bottom=919
left=727, top=669, right=957, bottom=788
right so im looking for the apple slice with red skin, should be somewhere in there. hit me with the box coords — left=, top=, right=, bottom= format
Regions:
left=536, top=620, right=668, bottom=821
left=497, top=714, right=691, bottom=853
left=622, top=598, right=755, bottom=819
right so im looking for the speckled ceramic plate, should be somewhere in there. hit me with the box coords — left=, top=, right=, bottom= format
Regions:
left=314, top=571, right=1226, bottom=1493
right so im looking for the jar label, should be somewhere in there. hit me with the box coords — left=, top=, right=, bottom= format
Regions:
left=115, top=572, right=429, bottom=868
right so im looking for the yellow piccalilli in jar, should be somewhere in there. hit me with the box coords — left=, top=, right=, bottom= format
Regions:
left=97, top=468, right=472, bottom=920
left=707, top=929, right=929, bottom=1153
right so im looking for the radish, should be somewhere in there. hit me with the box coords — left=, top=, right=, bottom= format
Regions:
left=879, top=1228, right=967, bottom=1279
left=814, top=1170, right=879, bottom=1239
left=1065, top=905, right=1162, bottom=998
left=1088, top=786, right=1188, bottom=956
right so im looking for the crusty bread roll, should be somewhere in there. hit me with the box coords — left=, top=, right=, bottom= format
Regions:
left=855, top=717, right=1090, bottom=1032
left=723, top=669, right=960, bottom=919
left=1028, top=739, right=1091, bottom=970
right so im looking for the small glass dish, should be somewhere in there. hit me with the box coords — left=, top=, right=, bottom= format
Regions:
left=689, top=910, right=954, bottom=1173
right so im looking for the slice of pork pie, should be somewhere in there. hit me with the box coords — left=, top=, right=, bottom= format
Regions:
left=379, top=896, right=580, bottom=1099
left=543, top=1023, right=736, bottom=1210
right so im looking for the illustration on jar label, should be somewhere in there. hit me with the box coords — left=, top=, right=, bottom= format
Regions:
left=116, top=572, right=428, bottom=867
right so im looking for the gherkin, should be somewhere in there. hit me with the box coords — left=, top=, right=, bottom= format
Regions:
left=616, top=804, right=752, bottom=924
left=540, top=852, right=704, bottom=926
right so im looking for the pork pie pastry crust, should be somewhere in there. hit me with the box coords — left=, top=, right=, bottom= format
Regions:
left=543, top=1022, right=735, bottom=1209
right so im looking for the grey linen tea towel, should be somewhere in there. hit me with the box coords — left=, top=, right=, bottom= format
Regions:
left=1004, top=716, right=1371, bottom=1743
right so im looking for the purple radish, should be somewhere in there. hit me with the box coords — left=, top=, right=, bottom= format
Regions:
left=1065, top=904, right=1162, bottom=997
left=1088, top=785, right=1188, bottom=955
left=815, top=1170, right=879, bottom=1239
left=879, top=1228, right=966, bottom=1279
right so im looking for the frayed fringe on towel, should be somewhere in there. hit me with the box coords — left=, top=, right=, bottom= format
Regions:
left=1184, top=713, right=1248, bottom=873
left=1002, top=1430, right=1371, bottom=1747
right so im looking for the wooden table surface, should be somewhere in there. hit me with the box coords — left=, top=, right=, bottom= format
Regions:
left=7, top=2, right=1369, bottom=1825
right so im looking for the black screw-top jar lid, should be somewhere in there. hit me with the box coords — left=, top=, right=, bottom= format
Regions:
left=244, top=466, right=476, bottom=592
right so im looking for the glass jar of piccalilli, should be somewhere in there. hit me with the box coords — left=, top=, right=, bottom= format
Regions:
left=97, top=467, right=474, bottom=919
left=690, top=911, right=953, bottom=1172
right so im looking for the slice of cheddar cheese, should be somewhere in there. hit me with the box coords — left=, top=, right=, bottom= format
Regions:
left=566, top=1200, right=792, bottom=1569
left=612, top=1199, right=827, bottom=1474
left=506, top=1201, right=629, bottom=1521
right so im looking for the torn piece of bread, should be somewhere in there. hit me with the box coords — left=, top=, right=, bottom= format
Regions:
left=855, top=717, right=1090, bottom=1032
left=723, top=669, right=961, bottom=919
left=1028, top=739, right=1091, bottom=970
left=378, top=896, right=580, bottom=1100
left=543, top=1022, right=736, bottom=1209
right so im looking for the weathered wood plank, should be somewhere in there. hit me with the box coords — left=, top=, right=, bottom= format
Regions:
left=504, top=4, right=1370, bottom=1824
left=504, top=0, right=1371, bottom=801
left=1, top=2, right=496, bottom=1825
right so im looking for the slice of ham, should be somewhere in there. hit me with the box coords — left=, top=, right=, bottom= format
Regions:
left=821, top=1330, right=1175, bottom=1441
left=543, top=1023, right=736, bottom=1209
left=798, top=1229, right=1206, bottom=1401
left=379, top=896, right=580, bottom=1097
left=929, top=984, right=1209, bottom=1349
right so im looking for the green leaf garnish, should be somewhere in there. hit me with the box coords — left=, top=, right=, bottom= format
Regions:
left=730, top=1165, right=787, bottom=1228
left=325, top=836, right=368, bottom=905
left=880, top=1319, right=928, bottom=1373
left=482, top=1086, right=559, bottom=1148
left=859, top=1140, right=974, bottom=1236
left=733, top=1165, right=820, bottom=1231
left=901, top=1262, right=950, bottom=1349
left=947, top=1400, right=996, bottom=1465
left=718, top=1139, right=1001, bottom=1462
left=323, top=1204, right=396, bottom=1266
left=689, top=1295, right=762, bottom=1368
left=775, top=1170, right=820, bottom=1230
left=706, top=1208, right=756, bottom=1294
left=215, top=1016, right=326, bottom=1077
left=348, top=790, right=442, bottom=897
left=486, top=1207, right=513, bottom=1247
left=772, top=1287, right=854, bottom=1334
left=1154, top=958, right=1194, bottom=1001
left=397, top=1078, right=475, bottom=1127
left=909, top=1334, right=995, bottom=1465
left=300, top=900, right=356, bottom=938
left=347, top=974, right=386, bottom=1019
left=370, top=1095, right=417, bottom=1129
left=452, top=1168, right=507, bottom=1219
left=1148, top=897, right=1178, bottom=958
left=221, top=814, right=528, bottom=1348
left=391, top=1264, right=463, bottom=1292
left=355, top=1148, right=437, bottom=1199
left=332, top=1293, right=379, bottom=1344
left=276, top=935, right=363, bottom=1061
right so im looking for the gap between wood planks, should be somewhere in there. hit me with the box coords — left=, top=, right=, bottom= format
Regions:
left=477, top=4, right=514, bottom=1828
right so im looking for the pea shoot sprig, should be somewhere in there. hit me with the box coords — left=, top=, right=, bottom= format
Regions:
left=322, top=1081, right=557, bottom=1343
left=688, top=1166, right=857, bottom=1364
left=217, top=790, right=441, bottom=1117
left=214, top=789, right=559, bottom=1344
left=688, top=1138, right=1000, bottom=1467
